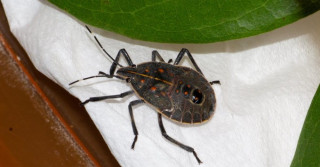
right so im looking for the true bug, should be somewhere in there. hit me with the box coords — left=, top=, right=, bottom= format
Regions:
left=70, top=26, right=220, bottom=164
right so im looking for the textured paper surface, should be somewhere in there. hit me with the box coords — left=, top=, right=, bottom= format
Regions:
left=2, top=0, right=320, bottom=166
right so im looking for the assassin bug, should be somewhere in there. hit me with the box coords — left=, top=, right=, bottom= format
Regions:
left=70, top=26, right=220, bottom=164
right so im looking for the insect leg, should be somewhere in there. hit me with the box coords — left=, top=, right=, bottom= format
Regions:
left=81, top=90, right=134, bottom=105
left=209, top=80, right=221, bottom=85
left=109, top=49, right=135, bottom=76
left=128, top=100, right=145, bottom=149
left=158, top=113, right=202, bottom=164
left=173, top=48, right=203, bottom=75
left=152, top=50, right=165, bottom=62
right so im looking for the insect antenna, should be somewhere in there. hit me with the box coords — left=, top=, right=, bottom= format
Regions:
left=69, top=71, right=125, bottom=86
left=85, top=25, right=123, bottom=67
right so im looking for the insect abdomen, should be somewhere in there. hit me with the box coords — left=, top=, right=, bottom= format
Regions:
left=127, top=62, right=216, bottom=124
left=161, top=69, right=216, bottom=124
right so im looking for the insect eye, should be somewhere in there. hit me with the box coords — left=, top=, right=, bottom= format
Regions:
left=192, top=89, right=203, bottom=104
left=126, top=78, right=131, bottom=83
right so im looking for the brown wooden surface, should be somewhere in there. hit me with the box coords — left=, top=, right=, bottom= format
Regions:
left=0, top=2, right=120, bottom=167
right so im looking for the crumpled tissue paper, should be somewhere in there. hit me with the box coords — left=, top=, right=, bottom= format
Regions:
left=2, top=0, right=320, bottom=166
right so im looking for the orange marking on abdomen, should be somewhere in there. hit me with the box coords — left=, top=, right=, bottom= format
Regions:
left=151, top=86, right=157, bottom=91
left=158, top=68, right=164, bottom=73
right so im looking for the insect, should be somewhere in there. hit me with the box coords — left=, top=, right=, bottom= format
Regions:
left=70, top=26, right=220, bottom=164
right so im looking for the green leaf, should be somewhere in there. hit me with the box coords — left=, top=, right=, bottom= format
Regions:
left=48, top=0, right=320, bottom=43
left=291, top=84, right=320, bottom=167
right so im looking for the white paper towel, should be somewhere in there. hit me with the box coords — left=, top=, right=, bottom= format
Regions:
left=2, top=0, right=320, bottom=166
